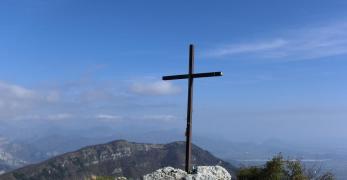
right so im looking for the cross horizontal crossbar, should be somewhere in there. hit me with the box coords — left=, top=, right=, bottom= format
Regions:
left=162, top=72, right=223, bottom=80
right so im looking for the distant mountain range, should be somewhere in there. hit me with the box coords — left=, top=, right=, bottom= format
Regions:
left=0, top=133, right=123, bottom=174
left=1, top=129, right=347, bottom=179
left=0, top=140, right=237, bottom=180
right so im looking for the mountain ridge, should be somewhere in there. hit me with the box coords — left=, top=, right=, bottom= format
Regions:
left=0, top=139, right=236, bottom=180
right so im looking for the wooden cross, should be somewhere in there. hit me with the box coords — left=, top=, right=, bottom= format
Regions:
left=162, top=44, right=223, bottom=173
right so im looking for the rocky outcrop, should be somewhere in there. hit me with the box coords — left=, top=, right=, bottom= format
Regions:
left=143, top=166, right=231, bottom=180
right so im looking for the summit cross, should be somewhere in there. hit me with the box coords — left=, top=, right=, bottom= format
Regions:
left=162, top=44, right=223, bottom=173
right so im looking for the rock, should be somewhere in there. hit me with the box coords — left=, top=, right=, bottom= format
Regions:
left=114, top=177, right=127, bottom=180
left=143, top=166, right=231, bottom=180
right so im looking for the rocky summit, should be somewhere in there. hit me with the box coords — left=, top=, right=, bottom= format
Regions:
left=143, top=166, right=232, bottom=180
left=0, top=140, right=236, bottom=180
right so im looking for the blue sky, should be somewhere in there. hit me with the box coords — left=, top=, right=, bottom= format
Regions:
left=1, top=0, right=347, bottom=144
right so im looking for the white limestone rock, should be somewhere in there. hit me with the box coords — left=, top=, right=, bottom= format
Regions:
left=143, top=166, right=231, bottom=180
left=114, top=177, right=127, bottom=180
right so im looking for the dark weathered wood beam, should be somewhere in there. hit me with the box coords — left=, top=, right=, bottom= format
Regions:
left=162, top=72, right=223, bottom=80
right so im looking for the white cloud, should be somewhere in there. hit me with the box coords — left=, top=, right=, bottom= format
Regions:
left=0, top=81, right=36, bottom=99
left=13, top=113, right=73, bottom=121
left=96, top=114, right=123, bottom=122
left=0, top=81, right=70, bottom=120
left=45, top=91, right=60, bottom=102
left=141, top=114, right=177, bottom=123
left=0, top=79, right=178, bottom=127
left=13, top=114, right=41, bottom=121
left=130, top=81, right=181, bottom=95
left=47, top=113, right=72, bottom=120
left=207, top=39, right=287, bottom=57
left=205, top=21, right=347, bottom=60
left=0, top=82, right=38, bottom=116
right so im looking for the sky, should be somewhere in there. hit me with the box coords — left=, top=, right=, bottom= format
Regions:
left=1, top=0, right=347, bottom=145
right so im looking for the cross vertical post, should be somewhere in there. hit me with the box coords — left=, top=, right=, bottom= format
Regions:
left=185, top=44, right=194, bottom=173
left=162, top=44, right=222, bottom=174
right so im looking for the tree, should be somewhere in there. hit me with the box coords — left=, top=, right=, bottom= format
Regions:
left=237, top=154, right=334, bottom=180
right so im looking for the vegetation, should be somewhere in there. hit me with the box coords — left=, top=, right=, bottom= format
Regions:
left=237, top=154, right=335, bottom=180
left=90, top=175, right=127, bottom=180
left=91, top=176, right=116, bottom=180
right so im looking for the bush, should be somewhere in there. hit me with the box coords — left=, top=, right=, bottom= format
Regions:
left=237, top=154, right=334, bottom=180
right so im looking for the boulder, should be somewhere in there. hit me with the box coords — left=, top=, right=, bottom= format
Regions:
left=143, top=166, right=231, bottom=180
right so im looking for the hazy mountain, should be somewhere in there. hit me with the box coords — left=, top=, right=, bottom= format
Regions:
left=1, top=128, right=347, bottom=178
left=0, top=140, right=237, bottom=180
left=0, top=137, right=34, bottom=174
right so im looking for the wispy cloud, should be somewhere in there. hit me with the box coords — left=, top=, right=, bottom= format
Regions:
left=140, top=114, right=177, bottom=123
left=0, top=78, right=180, bottom=129
left=14, top=113, right=73, bottom=121
left=0, top=81, right=36, bottom=99
left=95, top=114, right=123, bottom=122
left=46, top=113, right=73, bottom=121
left=205, top=21, right=347, bottom=60
left=207, top=39, right=287, bottom=57
left=130, top=80, right=181, bottom=95
left=0, top=81, right=41, bottom=117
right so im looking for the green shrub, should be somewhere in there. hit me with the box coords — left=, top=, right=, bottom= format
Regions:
left=237, top=154, right=334, bottom=180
